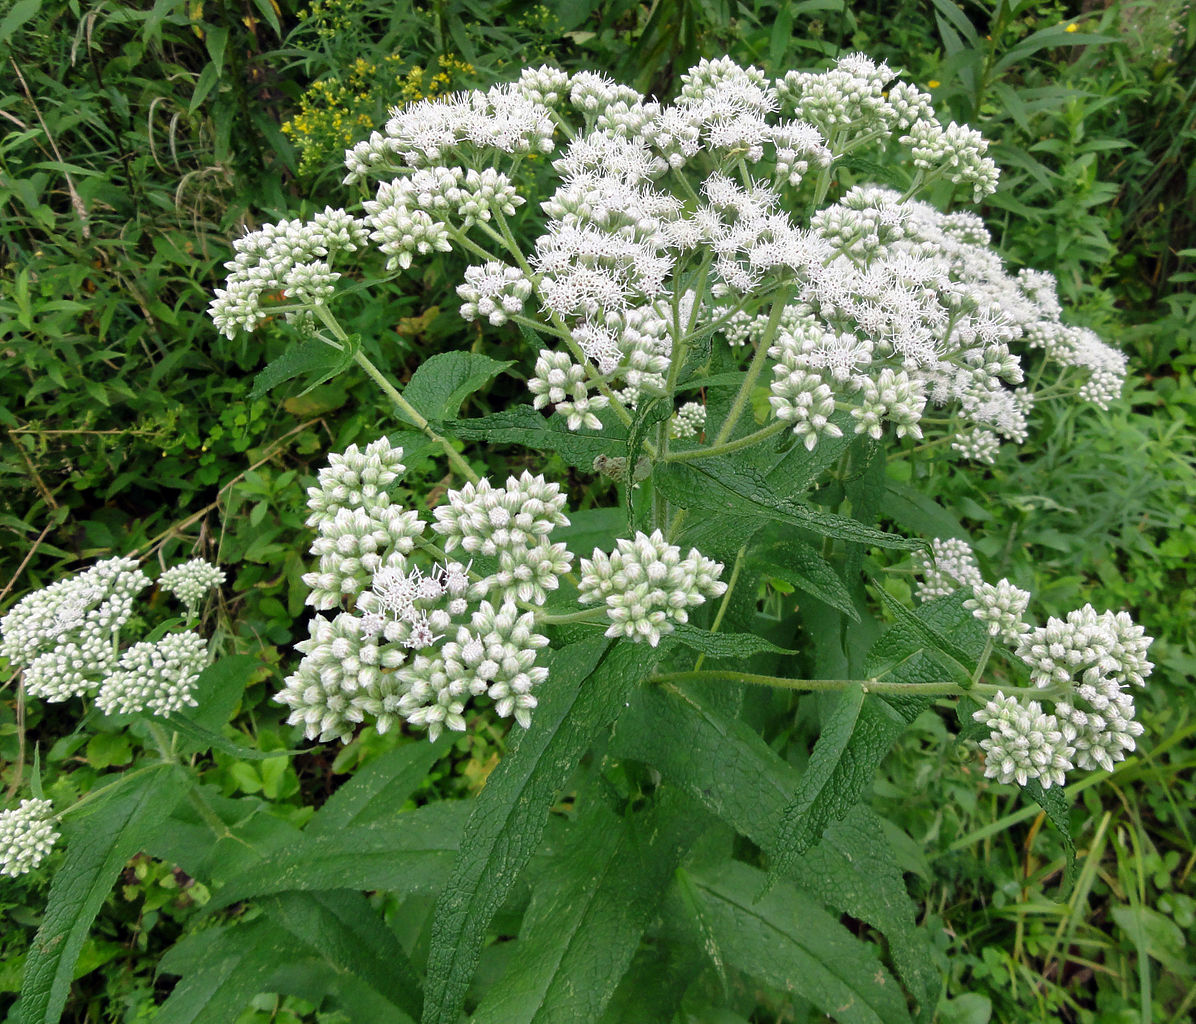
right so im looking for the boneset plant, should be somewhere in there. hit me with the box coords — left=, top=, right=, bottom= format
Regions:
left=5, top=55, right=1153, bottom=1024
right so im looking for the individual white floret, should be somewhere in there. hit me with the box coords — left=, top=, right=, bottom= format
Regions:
left=578, top=530, right=726, bottom=647
left=96, top=631, right=209, bottom=717
left=159, top=559, right=226, bottom=615
left=0, top=799, right=60, bottom=877
left=965, top=578, right=1031, bottom=643
left=914, top=537, right=983, bottom=600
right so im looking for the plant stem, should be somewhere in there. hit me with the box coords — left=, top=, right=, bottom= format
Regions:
left=652, top=669, right=1006, bottom=698
left=666, top=419, right=790, bottom=462
left=312, top=305, right=480, bottom=483
left=711, top=286, right=792, bottom=446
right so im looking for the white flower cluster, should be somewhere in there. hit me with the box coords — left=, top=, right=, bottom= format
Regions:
left=578, top=530, right=727, bottom=647
left=301, top=437, right=421, bottom=610
left=364, top=167, right=524, bottom=270
left=0, top=555, right=218, bottom=720
left=670, top=401, right=706, bottom=439
left=914, top=538, right=982, bottom=600
left=457, top=260, right=533, bottom=325
left=528, top=349, right=609, bottom=430
left=961, top=577, right=1153, bottom=786
left=0, top=798, right=59, bottom=878
left=280, top=445, right=573, bottom=743
left=95, top=631, right=209, bottom=717
left=209, top=207, right=368, bottom=338
left=159, top=558, right=226, bottom=615
left=0, top=557, right=149, bottom=701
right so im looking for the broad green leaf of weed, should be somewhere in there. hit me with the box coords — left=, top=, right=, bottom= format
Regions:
left=18, top=764, right=184, bottom=1024
left=422, top=637, right=651, bottom=1024
left=687, top=860, right=911, bottom=1024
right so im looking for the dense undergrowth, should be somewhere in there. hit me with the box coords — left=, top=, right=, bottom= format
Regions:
left=1, top=1, right=1193, bottom=1021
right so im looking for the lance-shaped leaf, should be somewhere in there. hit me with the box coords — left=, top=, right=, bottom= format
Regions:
left=205, top=801, right=468, bottom=911
left=18, top=764, right=184, bottom=1024
left=753, top=536, right=859, bottom=622
left=611, top=684, right=936, bottom=1016
left=444, top=405, right=626, bottom=469
left=471, top=788, right=700, bottom=1024
left=306, top=735, right=452, bottom=836
left=670, top=623, right=797, bottom=657
left=656, top=460, right=922, bottom=550
left=1023, top=779, right=1078, bottom=894
left=250, top=335, right=357, bottom=400
left=421, top=637, right=649, bottom=1024
left=688, top=860, right=911, bottom=1024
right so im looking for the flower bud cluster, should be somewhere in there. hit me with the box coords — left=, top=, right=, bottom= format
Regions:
left=302, top=437, right=422, bottom=609
left=578, top=530, right=727, bottom=647
left=964, top=578, right=1154, bottom=786
left=0, top=557, right=149, bottom=701
left=159, top=559, right=226, bottom=616
left=209, top=208, right=367, bottom=338
left=280, top=445, right=576, bottom=742
left=96, top=631, right=209, bottom=717
left=914, top=538, right=982, bottom=600
left=0, top=798, right=59, bottom=878
left=670, top=401, right=706, bottom=439
left=457, top=260, right=533, bottom=325
left=528, top=349, right=610, bottom=430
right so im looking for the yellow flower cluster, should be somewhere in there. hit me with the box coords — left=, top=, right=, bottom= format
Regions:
left=283, top=53, right=476, bottom=176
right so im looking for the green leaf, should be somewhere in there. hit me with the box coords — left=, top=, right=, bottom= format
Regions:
left=306, top=736, right=452, bottom=836
left=689, top=860, right=911, bottom=1024
left=444, top=405, right=625, bottom=470
left=0, top=0, right=41, bottom=45
left=612, top=684, right=936, bottom=1016
left=670, top=623, right=797, bottom=657
left=18, top=765, right=184, bottom=1024
left=249, top=336, right=356, bottom=400
left=422, top=637, right=648, bottom=1024
left=656, top=461, right=922, bottom=550
left=625, top=396, right=671, bottom=531
left=870, top=581, right=975, bottom=682
left=159, top=716, right=296, bottom=761
left=765, top=684, right=868, bottom=889
left=753, top=537, right=860, bottom=622
left=262, top=890, right=422, bottom=1021
left=402, top=351, right=513, bottom=424
left=883, top=482, right=969, bottom=540
left=205, top=802, right=469, bottom=911
left=471, top=789, right=700, bottom=1024
left=165, top=654, right=259, bottom=751
left=1022, top=780, right=1077, bottom=894
left=154, top=919, right=293, bottom=1024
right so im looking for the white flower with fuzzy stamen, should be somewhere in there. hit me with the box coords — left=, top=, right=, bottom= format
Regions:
left=0, top=799, right=60, bottom=878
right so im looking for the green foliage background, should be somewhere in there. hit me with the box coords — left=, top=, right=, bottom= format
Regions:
left=1, top=0, right=1193, bottom=1021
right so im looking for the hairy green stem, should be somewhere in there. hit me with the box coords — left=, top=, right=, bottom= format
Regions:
left=711, top=286, right=792, bottom=446
left=652, top=669, right=1005, bottom=697
left=666, top=419, right=790, bottom=462
left=692, top=545, right=745, bottom=673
